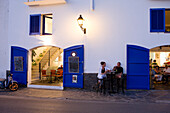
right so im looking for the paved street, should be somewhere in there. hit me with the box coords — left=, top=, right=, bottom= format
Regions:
left=0, top=95, right=169, bottom=113
left=0, top=88, right=170, bottom=103
left=0, top=88, right=170, bottom=113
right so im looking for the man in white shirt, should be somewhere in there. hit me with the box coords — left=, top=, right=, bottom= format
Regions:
left=163, top=65, right=170, bottom=84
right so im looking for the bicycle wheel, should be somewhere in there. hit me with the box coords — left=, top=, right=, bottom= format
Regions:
left=9, top=83, right=18, bottom=91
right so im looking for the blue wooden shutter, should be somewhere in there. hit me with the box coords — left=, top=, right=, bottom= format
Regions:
left=30, top=14, right=41, bottom=35
left=63, top=45, right=84, bottom=88
left=11, top=46, right=28, bottom=86
left=150, top=8, right=165, bottom=32
left=127, top=45, right=149, bottom=90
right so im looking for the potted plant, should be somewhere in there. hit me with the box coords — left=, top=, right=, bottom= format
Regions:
left=39, top=53, right=43, bottom=57
left=32, top=60, right=37, bottom=66
left=43, top=50, right=46, bottom=53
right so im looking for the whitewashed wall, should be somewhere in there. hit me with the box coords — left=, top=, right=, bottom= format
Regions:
left=5, top=0, right=170, bottom=76
left=0, top=0, right=9, bottom=78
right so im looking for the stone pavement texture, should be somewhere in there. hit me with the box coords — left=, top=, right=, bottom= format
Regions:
left=0, top=88, right=170, bottom=104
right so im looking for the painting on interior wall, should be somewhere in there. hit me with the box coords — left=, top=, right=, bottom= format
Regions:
left=68, top=57, right=79, bottom=73
left=14, top=56, right=23, bottom=71
left=165, top=53, right=170, bottom=61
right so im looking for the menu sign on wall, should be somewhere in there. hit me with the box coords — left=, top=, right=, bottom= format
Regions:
left=68, top=57, right=79, bottom=73
left=14, top=56, right=23, bottom=71
left=72, top=75, right=77, bottom=83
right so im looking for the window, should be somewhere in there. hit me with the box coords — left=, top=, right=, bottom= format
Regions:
left=150, top=8, right=170, bottom=33
left=30, top=14, right=52, bottom=35
left=30, top=14, right=41, bottom=35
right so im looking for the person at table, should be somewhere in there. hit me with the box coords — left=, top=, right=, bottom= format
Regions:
left=113, top=62, right=123, bottom=78
left=154, top=66, right=161, bottom=74
left=162, top=65, right=170, bottom=84
left=152, top=60, right=158, bottom=68
left=154, top=66, right=162, bottom=81
left=149, top=66, right=155, bottom=89
left=113, top=62, right=124, bottom=93
left=97, top=61, right=111, bottom=87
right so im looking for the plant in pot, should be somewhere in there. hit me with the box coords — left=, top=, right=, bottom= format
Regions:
left=37, top=58, right=40, bottom=62
left=39, top=53, right=43, bottom=57
left=32, top=60, right=37, bottom=66
left=43, top=50, right=46, bottom=53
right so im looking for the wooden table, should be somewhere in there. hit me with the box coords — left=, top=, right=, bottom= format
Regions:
left=106, top=72, right=117, bottom=94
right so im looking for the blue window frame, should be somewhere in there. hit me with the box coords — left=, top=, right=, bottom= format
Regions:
left=150, top=8, right=165, bottom=32
left=30, top=14, right=52, bottom=35
left=30, top=14, right=41, bottom=35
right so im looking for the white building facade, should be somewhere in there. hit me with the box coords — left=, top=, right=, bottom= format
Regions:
left=0, top=0, right=170, bottom=89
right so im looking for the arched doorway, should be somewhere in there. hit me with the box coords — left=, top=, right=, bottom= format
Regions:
left=127, top=44, right=170, bottom=90
left=11, top=45, right=84, bottom=89
left=29, top=46, right=64, bottom=88
left=150, top=45, right=170, bottom=90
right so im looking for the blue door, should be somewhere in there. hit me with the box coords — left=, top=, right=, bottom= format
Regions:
left=63, top=45, right=84, bottom=88
left=11, top=46, right=28, bottom=86
left=127, top=45, right=149, bottom=89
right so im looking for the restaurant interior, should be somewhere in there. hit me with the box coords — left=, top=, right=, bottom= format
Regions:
left=31, top=46, right=63, bottom=87
left=150, top=45, right=170, bottom=90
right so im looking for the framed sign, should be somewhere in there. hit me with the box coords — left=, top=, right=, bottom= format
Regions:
left=14, top=56, right=23, bottom=71
left=68, top=56, right=79, bottom=73
left=72, top=75, right=77, bottom=83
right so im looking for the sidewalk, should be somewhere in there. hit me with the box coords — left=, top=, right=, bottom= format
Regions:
left=0, top=88, right=170, bottom=103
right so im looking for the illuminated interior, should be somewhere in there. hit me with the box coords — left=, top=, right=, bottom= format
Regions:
left=150, top=45, right=170, bottom=67
left=150, top=45, right=170, bottom=90
left=31, top=46, right=63, bottom=86
left=165, top=9, right=170, bottom=32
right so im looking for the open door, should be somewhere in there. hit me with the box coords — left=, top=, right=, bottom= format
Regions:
left=11, top=46, right=28, bottom=86
left=127, top=45, right=149, bottom=89
left=63, top=45, right=84, bottom=88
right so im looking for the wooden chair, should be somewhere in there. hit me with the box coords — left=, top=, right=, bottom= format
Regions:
left=56, top=69, right=63, bottom=78
left=51, top=70, right=56, bottom=76
left=42, top=70, right=49, bottom=81
left=51, top=70, right=58, bottom=81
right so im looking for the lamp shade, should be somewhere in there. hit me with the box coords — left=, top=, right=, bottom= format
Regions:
left=77, top=15, right=84, bottom=26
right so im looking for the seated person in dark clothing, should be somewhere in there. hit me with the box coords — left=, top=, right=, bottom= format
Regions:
left=113, top=62, right=124, bottom=93
left=154, top=66, right=161, bottom=74
left=154, top=66, right=162, bottom=81
left=113, top=62, right=123, bottom=78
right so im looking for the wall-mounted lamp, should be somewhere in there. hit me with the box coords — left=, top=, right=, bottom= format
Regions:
left=77, top=15, right=86, bottom=34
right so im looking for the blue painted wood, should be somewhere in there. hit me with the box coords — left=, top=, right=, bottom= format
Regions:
left=11, top=46, right=28, bottom=86
left=63, top=45, right=84, bottom=88
left=150, top=8, right=165, bottom=32
left=30, top=14, right=41, bottom=35
left=127, top=45, right=149, bottom=89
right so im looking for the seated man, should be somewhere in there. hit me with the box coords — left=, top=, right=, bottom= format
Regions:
left=163, top=65, right=170, bottom=84
left=113, top=62, right=123, bottom=78
left=113, top=62, right=124, bottom=93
